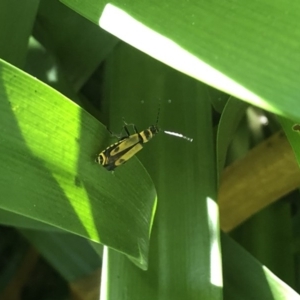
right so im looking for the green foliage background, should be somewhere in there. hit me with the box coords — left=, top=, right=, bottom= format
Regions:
left=0, top=0, right=300, bottom=299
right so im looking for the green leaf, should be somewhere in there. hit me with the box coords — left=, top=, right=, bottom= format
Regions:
left=61, top=0, right=300, bottom=121
left=217, top=97, right=248, bottom=178
left=0, top=58, right=156, bottom=269
left=99, top=42, right=221, bottom=300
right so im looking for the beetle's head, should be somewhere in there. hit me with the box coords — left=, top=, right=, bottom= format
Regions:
left=148, top=125, right=160, bottom=135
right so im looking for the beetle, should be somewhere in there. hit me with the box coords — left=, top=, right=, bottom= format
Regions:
left=96, top=110, right=192, bottom=171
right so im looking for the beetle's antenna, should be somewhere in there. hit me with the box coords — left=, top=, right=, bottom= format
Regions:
left=155, top=100, right=192, bottom=142
left=164, top=130, right=193, bottom=142
left=155, top=101, right=161, bottom=127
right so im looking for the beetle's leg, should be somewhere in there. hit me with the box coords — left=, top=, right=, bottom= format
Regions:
left=123, top=125, right=131, bottom=137
left=106, top=126, right=114, bottom=135
left=106, top=126, right=123, bottom=139
left=122, top=118, right=139, bottom=134
left=124, top=124, right=139, bottom=134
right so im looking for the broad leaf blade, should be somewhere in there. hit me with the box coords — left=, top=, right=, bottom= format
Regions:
left=100, top=42, right=221, bottom=300
left=0, top=59, right=156, bottom=269
left=62, top=0, right=300, bottom=121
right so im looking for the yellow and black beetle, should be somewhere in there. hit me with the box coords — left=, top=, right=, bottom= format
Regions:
left=96, top=111, right=192, bottom=171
